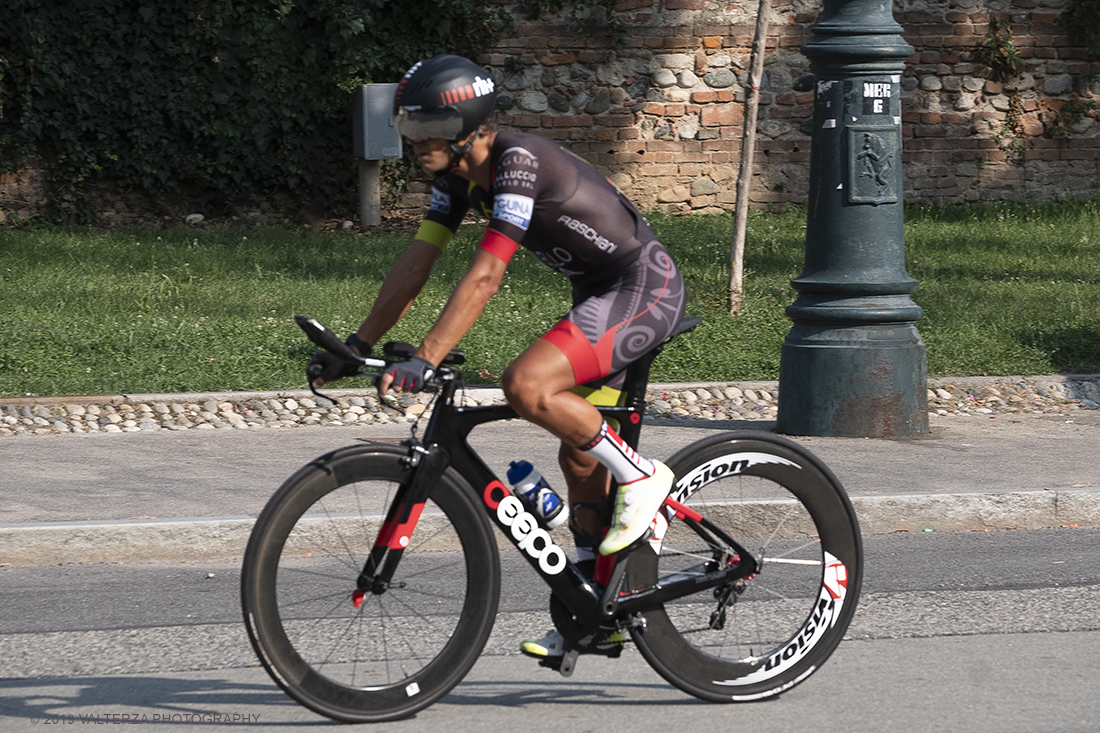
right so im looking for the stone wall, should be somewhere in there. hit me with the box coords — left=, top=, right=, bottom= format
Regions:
left=3, top=0, right=1096, bottom=221
left=401, top=0, right=1099, bottom=214
left=0, top=167, right=47, bottom=225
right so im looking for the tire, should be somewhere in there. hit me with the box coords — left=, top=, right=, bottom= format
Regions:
left=626, top=431, right=862, bottom=702
left=241, top=444, right=500, bottom=722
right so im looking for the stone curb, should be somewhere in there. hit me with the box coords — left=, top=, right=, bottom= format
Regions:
left=2, top=488, right=1097, bottom=566
left=5, top=372, right=1100, bottom=407
left=4, top=374, right=1100, bottom=437
left=853, top=487, right=1100, bottom=534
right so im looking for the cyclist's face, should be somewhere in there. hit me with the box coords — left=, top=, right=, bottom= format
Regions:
left=411, top=139, right=453, bottom=174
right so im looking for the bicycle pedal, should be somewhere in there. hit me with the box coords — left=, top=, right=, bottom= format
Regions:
left=558, top=648, right=579, bottom=677
left=574, top=644, right=624, bottom=659
left=537, top=657, right=562, bottom=672
left=597, top=644, right=623, bottom=659
left=535, top=651, right=577, bottom=676
left=579, top=638, right=625, bottom=658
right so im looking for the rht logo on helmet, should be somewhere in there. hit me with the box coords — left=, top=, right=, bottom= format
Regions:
left=440, top=76, right=495, bottom=106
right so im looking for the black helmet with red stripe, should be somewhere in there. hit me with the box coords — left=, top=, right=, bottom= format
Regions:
left=393, top=55, right=497, bottom=160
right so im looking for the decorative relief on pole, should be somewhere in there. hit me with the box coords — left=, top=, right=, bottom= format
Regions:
left=848, top=126, right=899, bottom=204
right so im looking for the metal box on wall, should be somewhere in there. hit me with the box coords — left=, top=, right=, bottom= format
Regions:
left=352, top=83, right=402, bottom=160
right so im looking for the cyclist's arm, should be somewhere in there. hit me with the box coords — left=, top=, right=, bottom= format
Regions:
left=351, top=238, right=442, bottom=350
left=416, top=244, right=509, bottom=366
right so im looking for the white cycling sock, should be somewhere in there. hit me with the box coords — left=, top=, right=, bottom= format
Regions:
left=580, top=421, right=655, bottom=485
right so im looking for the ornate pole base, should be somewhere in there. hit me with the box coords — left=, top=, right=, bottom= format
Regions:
left=777, top=322, right=928, bottom=437
left=776, top=0, right=928, bottom=437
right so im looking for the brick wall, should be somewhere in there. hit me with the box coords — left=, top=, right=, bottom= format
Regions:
left=401, top=0, right=1099, bottom=213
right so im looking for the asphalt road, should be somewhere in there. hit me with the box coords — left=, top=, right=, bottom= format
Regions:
left=1, top=412, right=1099, bottom=731
left=1, top=527, right=1098, bottom=732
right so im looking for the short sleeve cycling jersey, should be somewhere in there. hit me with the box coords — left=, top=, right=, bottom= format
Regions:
left=415, top=130, right=658, bottom=288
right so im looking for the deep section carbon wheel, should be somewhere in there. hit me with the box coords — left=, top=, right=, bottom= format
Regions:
left=626, top=431, right=862, bottom=701
left=241, top=444, right=500, bottom=722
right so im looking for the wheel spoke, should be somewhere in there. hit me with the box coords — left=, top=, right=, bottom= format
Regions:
left=761, top=537, right=822, bottom=562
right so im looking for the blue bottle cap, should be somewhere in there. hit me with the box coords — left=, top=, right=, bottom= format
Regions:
left=506, top=460, right=533, bottom=484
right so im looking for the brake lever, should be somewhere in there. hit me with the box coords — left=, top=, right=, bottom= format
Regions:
left=307, top=369, right=381, bottom=404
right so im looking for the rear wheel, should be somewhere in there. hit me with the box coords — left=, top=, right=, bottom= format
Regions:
left=241, top=444, right=500, bottom=722
left=627, top=431, right=862, bottom=701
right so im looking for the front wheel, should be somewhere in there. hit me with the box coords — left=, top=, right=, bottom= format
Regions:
left=241, top=444, right=500, bottom=723
left=627, top=431, right=862, bottom=701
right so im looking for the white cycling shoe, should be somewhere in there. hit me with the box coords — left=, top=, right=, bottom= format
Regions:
left=519, top=630, right=567, bottom=660
left=519, top=629, right=626, bottom=661
left=598, top=461, right=674, bottom=555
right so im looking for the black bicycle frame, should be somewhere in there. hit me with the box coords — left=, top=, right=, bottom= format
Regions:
left=355, top=318, right=759, bottom=635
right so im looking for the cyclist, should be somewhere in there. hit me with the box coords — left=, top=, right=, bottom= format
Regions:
left=312, top=54, right=687, bottom=661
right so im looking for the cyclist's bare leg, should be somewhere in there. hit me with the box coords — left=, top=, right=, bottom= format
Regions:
left=502, top=338, right=603, bottom=446
left=503, top=338, right=667, bottom=555
left=557, top=442, right=610, bottom=538
left=504, top=339, right=611, bottom=554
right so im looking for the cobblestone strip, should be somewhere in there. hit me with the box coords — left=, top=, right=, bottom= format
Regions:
left=2, top=375, right=1099, bottom=437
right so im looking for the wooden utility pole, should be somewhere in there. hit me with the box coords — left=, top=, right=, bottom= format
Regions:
left=729, top=0, right=770, bottom=316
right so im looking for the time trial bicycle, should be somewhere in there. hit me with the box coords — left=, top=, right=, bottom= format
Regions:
left=240, top=315, right=863, bottom=723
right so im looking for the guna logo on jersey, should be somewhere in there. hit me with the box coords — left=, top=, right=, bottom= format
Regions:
left=493, top=193, right=534, bottom=231
left=483, top=481, right=567, bottom=575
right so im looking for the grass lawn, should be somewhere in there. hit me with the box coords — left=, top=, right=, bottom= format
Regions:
left=1, top=200, right=1098, bottom=398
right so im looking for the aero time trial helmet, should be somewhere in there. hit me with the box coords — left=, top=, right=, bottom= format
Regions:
left=393, top=55, right=497, bottom=159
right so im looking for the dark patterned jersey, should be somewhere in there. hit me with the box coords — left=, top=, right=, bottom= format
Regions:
left=415, top=130, right=658, bottom=288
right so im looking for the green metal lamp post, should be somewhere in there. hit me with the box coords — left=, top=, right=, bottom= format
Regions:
left=776, top=0, right=928, bottom=437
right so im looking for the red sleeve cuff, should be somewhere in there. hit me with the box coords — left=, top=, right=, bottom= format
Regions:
left=478, top=229, right=520, bottom=264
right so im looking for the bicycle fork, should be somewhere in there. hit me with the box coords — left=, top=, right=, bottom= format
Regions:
left=352, top=440, right=449, bottom=605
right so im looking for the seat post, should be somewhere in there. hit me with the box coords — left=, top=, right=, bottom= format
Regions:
left=615, top=316, right=701, bottom=450
left=615, top=348, right=661, bottom=450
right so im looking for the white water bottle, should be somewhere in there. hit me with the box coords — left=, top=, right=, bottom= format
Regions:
left=506, top=460, right=567, bottom=530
